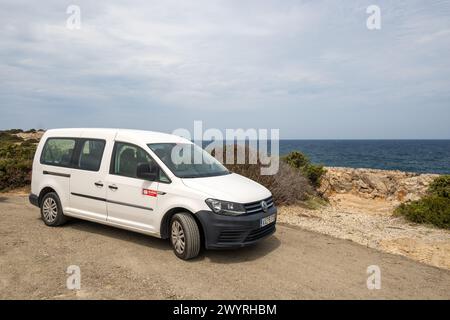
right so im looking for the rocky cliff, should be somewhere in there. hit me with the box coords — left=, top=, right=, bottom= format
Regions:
left=319, top=167, right=439, bottom=202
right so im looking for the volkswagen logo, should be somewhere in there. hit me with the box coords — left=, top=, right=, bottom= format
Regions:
left=261, top=200, right=269, bottom=213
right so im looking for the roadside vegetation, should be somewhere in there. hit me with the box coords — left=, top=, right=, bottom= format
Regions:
left=283, top=151, right=326, bottom=187
left=395, top=175, right=450, bottom=229
left=0, top=129, right=42, bottom=191
left=215, top=145, right=325, bottom=206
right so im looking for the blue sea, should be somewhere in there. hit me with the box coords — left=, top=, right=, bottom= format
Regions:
left=279, top=140, right=450, bottom=174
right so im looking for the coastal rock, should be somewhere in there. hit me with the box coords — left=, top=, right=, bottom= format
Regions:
left=319, top=167, right=438, bottom=202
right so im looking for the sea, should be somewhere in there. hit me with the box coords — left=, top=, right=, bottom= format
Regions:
left=278, top=140, right=450, bottom=174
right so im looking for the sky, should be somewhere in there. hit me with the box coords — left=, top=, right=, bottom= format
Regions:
left=1, top=0, right=450, bottom=139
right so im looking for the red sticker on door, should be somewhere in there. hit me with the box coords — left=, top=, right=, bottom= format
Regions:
left=142, top=189, right=158, bottom=197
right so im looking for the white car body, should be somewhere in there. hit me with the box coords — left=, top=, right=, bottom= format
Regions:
left=29, top=128, right=277, bottom=258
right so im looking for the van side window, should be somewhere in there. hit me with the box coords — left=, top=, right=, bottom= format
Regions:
left=77, top=139, right=106, bottom=171
left=158, top=170, right=170, bottom=183
left=111, top=142, right=171, bottom=182
left=41, top=138, right=76, bottom=167
left=112, top=142, right=155, bottom=178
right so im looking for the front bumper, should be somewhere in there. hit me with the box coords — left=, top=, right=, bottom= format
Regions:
left=196, top=205, right=277, bottom=249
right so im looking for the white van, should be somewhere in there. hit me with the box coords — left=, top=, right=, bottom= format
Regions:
left=29, top=129, right=277, bottom=259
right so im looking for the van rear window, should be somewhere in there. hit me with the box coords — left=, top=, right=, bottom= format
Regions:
left=41, top=138, right=76, bottom=167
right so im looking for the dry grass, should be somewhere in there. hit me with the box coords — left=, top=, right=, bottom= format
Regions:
left=215, top=144, right=315, bottom=205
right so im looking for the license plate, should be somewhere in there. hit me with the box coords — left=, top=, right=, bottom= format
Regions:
left=260, top=214, right=276, bottom=227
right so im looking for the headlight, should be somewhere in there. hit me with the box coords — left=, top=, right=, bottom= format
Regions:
left=205, top=198, right=246, bottom=216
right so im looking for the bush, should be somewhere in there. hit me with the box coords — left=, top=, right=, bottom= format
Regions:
left=284, top=151, right=326, bottom=187
left=5, top=129, right=23, bottom=134
left=284, top=151, right=310, bottom=168
left=395, top=195, right=450, bottom=229
left=303, top=164, right=327, bottom=188
left=395, top=175, right=450, bottom=229
left=0, top=132, right=23, bottom=142
left=428, top=175, right=450, bottom=198
left=0, top=158, right=33, bottom=191
left=212, top=145, right=315, bottom=206
left=0, top=142, right=36, bottom=160
left=0, top=139, right=37, bottom=191
left=25, top=138, right=39, bottom=144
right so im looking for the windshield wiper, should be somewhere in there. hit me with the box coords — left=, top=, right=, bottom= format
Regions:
left=180, top=171, right=230, bottom=178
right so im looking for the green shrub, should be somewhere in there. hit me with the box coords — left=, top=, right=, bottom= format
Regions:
left=285, top=151, right=310, bottom=169
left=5, top=129, right=23, bottom=134
left=0, top=132, right=23, bottom=142
left=0, top=142, right=36, bottom=160
left=395, top=195, right=450, bottom=229
left=303, top=164, right=326, bottom=187
left=428, top=175, right=450, bottom=198
left=0, top=138, right=37, bottom=191
left=25, top=138, right=39, bottom=144
left=283, top=151, right=326, bottom=187
left=0, top=158, right=33, bottom=191
left=395, top=175, right=450, bottom=229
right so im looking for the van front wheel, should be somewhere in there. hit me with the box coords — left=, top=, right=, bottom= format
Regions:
left=170, top=213, right=201, bottom=260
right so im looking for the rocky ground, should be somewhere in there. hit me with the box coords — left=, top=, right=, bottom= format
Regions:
left=279, top=167, right=450, bottom=270
left=319, top=167, right=438, bottom=201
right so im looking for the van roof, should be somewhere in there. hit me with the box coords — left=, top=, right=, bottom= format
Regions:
left=44, top=128, right=191, bottom=144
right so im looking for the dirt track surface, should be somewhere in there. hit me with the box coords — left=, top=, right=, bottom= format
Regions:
left=1, top=195, right=449, bottom=299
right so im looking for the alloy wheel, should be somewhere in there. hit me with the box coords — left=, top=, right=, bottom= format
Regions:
left=42, top=197, right=58, bottom=223
left=171, top=220, right=185, bottom=254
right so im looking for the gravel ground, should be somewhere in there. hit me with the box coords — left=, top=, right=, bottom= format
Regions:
left=278, top=194, right=450, bottom=270
left=1, top=194, right=450, bottom=299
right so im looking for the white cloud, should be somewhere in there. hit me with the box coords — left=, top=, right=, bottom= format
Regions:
left=417, top=29, right=450, bottom=44
left=1, top=0, right=450, bottom=138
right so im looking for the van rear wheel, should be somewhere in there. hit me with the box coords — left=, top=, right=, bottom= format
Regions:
left=40, top=192, right=67, bottom=226
left=170, top=213, right=201, bottom=260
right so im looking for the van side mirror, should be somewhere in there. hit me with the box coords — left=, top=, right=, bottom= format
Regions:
left=136, top=162, right=158, bottom=181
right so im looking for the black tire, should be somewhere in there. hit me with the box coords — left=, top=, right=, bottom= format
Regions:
left=170, top=213, right=201, bottom=260
left=40, top=192, right=67, bottom=226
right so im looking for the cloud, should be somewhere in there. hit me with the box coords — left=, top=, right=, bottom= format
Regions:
left=417, top=29, right=450, bottom=44
left=0, top=0, right=450, bottom=138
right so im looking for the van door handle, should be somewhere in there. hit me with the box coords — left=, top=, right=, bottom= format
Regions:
left=108, top=185, right=118, bottom=190
left=94, top=181, right=104, bottom=187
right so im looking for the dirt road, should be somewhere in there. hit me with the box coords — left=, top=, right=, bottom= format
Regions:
left=1, top=195, right=449, bottom=299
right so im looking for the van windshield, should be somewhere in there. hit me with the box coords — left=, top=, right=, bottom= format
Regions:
left=148, top=143, right=230, bottom=178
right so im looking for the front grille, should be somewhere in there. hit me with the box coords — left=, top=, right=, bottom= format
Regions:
left=243, top=196, right=274, bottom=215
left=245, top=223, right=276, bottom=242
